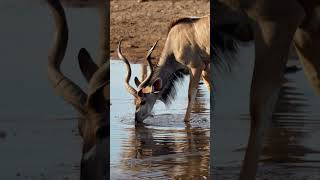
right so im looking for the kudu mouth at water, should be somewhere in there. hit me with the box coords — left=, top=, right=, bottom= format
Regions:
left=46, top=0, right=108, bottom=179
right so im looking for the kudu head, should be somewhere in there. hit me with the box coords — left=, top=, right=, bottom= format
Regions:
left=46, top=0, right=108, bottom=179
left=117, top=40, right=161, bottom=123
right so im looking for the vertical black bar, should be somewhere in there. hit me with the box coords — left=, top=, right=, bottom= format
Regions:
left=102, top=0, right=110, bottom=179
left=210, top=0, right=215, bottom=178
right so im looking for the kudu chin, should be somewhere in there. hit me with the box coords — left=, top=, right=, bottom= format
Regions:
left=46, top=0, right=108, bottom=179
left=118, top=15, right=211, bottom=123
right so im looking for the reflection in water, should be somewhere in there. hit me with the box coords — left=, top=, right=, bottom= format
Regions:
left=111, top=61, right=210, bottom=180
left=263, top=75, right=320, bottom=165
left=193, top=84, right=209, bottom=114
left=213, top=51, right=320, bottom=178
left=118, top=119, right=209, bottom=179
left=253, top=73, right=320, bottom=179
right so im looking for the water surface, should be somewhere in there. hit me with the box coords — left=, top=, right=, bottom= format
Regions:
left=110, top=60, right=210, bottom=179
left=213, top=45, right=320, bottom=179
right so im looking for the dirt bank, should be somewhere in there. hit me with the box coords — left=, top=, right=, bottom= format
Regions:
left=111, top=0, right=210, bottom=63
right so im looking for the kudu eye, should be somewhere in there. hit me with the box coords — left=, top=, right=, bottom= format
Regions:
left=140, top=101, right=146, bottom=105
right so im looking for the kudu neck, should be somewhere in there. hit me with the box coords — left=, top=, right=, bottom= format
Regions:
left=148, top=54, right=186, bottom=104
left=153, top=56, right=178, bottom=83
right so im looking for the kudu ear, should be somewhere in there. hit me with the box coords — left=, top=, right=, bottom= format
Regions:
left=78, top=48, right=99, bottom=82
left=134, top=77, right=141, bottom=87
left=87, top=63, right=109, bottom=112
left=152, top=78, right=162, bottom=93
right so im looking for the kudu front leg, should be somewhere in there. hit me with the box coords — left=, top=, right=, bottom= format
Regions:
left=240, top=10, right=304, bottom=180
left=202, top=66, right=212, bottom=91
left=184, top=65, right=204, bottom=122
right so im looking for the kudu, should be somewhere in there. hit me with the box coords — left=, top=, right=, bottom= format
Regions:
left=215, top=0, right=320, bottom=179
left=46, top=0, right=108, bottom=179
left=118, top=15, right=210, bottom=122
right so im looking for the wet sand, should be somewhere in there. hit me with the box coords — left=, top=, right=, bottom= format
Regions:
left=110, top=60, right=210, bottom=179
left=0, top=1, right=100, bottom=179
left=213, top=45, right=320, bottom=179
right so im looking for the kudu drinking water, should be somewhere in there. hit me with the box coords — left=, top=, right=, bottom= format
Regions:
left=215, top=0, right=320, bottom=179
left=118, top=15, right=210, bottom=122
left=46, top=0, right=108, bottom=179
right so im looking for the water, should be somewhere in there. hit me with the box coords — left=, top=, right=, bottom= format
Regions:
left=110, top=60, right=210, bottom=179
left=0, top=1, right=99, bottom=179
left=213, top=45, right=320, bottom=179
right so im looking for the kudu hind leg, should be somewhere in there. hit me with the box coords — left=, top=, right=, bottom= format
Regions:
left=184, top=65, right=205, bottom=122
left=294, top=28, right=320, bottom=95
left=240, top=14, right=304, bottom=180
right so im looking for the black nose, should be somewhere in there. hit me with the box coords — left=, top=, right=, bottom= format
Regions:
left=134, top=114, right=144, bottom=124
left=134, top=113, right=139, bottom=122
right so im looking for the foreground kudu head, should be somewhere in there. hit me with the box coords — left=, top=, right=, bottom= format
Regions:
left=46, top=0, right=108, bottom=179
left=117, top=40, right=161, bottom=122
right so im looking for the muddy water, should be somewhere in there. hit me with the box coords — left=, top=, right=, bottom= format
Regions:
left=213, top=45, right=320, bottom=179
left=110, top=60, right=210, bottom=179
left=0, top=1, right=99, bottom=179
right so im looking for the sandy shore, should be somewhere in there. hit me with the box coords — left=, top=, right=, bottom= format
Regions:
left=110, top=0, right=210, bottom=63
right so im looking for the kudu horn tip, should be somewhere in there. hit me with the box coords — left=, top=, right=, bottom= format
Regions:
left=146, top=40, right=159, bottom=59
left=117, top=38, right=126, bottom=48
left=78, top=48, right=91, bottom=60
left=117, top=39, right=125, bottom=53
left=79, top=48, right=87, bottom=54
